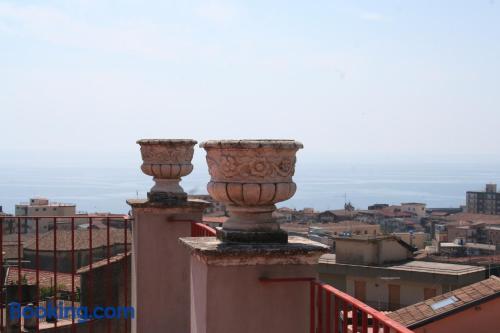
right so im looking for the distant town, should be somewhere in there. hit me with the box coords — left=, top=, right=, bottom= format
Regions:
left=1, top=182, right=499, bottom=331
left=198, top=183, right=500, bottom=266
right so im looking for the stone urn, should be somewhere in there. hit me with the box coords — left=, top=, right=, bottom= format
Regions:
left=200, top=139, right=303, bottom=243
left=137, top=139, right=197, bottom=202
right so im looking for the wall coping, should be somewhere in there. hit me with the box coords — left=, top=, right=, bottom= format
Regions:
left=180, top=236, right=329, bottom=266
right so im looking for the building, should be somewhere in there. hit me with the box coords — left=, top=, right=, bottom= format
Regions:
left=486, top=226, right=500, bottom=245
left=15, top=198, right=77, bottom=233
left=280, top=220, right=381, bottom=248
left=317, top=210, right=337, bottom=223
left=321, top=209, right=358, bottom=222
left=77, top=251, right=131, bottom=333
left=388, top=276, right=500, bottom=333
left=325, top=220, right=380, bottom=237
left=444, top=213, right=500, bottom=246
left=318, top=236, right=486, bottom=311
left=23, top=228, right=131, bottom=273
left=188, top=194, right=226, bottom=216
left=426, top=207, right=463, bottom=216
left=368, top=203, right=389, bottom=210
left=0, top=206, right=16, bottom=234
left=466, top=183, right=500, bottom=215
left=6, top=267, right=80, bottom=299
left=421, top=253, right=500, bottom=277
left=438, top=240, right=496, bottom=257
left=401, top=203, right=427, bottom=218
left=273, top=207, right=295, bottom=223
left=392, top=232, right=430, bottom=250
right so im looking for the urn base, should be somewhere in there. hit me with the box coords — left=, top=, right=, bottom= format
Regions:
left=147, top=191, right=187, bottom=204
left=216, top=227, right=288, bottom=244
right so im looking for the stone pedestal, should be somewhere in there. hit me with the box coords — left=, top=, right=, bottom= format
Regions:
left=180, top=236, right=328, bottom=333
left=128, top=198, right=208, bottom=333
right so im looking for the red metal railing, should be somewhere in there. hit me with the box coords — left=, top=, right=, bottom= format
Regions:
left=311, top=281, right=413, bottom=333
left=191, top=222, right=216, bottom=237
left=0, top=215, right=131, bottom=333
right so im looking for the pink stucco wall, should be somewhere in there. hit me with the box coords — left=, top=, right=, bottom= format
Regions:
left=130, top=201, right=205, bottom=333
left=190, top=256, right=318, bottom=333
left=413, top=297, right=500, bottom=333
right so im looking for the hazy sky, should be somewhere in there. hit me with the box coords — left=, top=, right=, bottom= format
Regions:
left=1, top=0, right=500, bottom=166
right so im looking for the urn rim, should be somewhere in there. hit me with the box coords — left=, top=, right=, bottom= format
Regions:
left=199, top=139, right=303, bottom=149
left=137, top=139, right=198, bottom=145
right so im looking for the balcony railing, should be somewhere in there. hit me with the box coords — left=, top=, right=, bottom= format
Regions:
left=0, top=215, right=131, bottom=333
left=311, top=281, right=413, bottom=333
left=191, top=222, right=216, bottom=237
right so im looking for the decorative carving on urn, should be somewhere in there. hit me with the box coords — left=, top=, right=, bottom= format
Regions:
left=137, top=139, right=197, bottom=201
left=200, top=140, right=303, bottom=243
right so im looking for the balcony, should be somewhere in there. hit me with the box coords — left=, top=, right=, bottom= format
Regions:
left=0, top=215, right=131, bottom=332
left=310, top=281, right=413, bottom=333
left=0, top=216, right=414, bottom=333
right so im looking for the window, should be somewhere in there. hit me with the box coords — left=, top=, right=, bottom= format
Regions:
left=354, top=281, right=366, bottom=302
left=388, top=284, right=401, bottom=311
left=431, top=296, right=458, bottom=310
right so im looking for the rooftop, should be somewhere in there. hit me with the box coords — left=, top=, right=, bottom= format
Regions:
left=6, top=267, right=80, bottom=292
left=388, top=276, right=500, bottom=328
left=281, top=221, right=378, bottom=234
left=386, top=260, right=485, bottom=276
left=319, top=254, right=485, bottom=275
left=401, top=203, right=426, bottom=206
left=16, top=202, right=76, bottom=207
left=77, top=251, right=130, bottom=274
left=446, top=213, right=500, bottom=225
left=24, top=228, right=131, bottom=251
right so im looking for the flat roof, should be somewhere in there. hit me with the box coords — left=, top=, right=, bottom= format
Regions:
left=387, top=260, right=485, bottom=275
left=16, top=203, right=76, bottom=207
left=319, top=254, right=485, bottom=275
left=440, top=242, right=462, bottom=248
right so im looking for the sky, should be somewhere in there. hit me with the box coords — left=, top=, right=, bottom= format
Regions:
left=1, top=0, right=500, bottom=168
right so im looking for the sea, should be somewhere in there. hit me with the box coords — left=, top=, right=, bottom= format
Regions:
left=1, top=157, right=499, bottom=215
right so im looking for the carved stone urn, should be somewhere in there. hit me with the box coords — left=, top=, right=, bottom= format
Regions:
left=137, top=139, right=197, bottom=202
left=200, top=140, right=303, bottom=243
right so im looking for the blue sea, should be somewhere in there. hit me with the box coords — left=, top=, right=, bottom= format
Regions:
left=1, top=158, right=499, bottom=215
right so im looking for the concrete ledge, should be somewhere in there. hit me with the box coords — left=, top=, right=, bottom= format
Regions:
left=180, top=236, right=329, bottom=266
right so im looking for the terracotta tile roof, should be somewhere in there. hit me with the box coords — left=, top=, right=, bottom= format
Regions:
left=76, top=251, right=130, bottom=274
left=3, top=233, right=36, bottom=244
left=6, top=267, right=80, bottom=292
left=2, top=242, right=20, bottom=259
left=24, top=229, right=131, bottom=252
left=446, top=213, right=500, bottom=225
left=388, top=276, right=500, bottom=328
